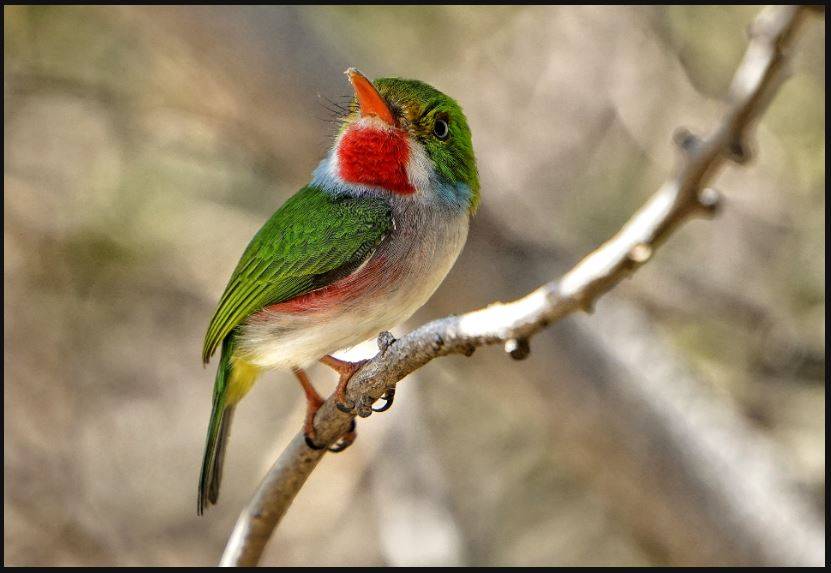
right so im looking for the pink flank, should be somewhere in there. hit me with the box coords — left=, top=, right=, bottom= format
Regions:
left=253, top=256, right=391, bottom=316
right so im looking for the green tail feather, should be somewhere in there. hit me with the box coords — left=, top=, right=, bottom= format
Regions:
left=198, top=338, right=235, bottom=515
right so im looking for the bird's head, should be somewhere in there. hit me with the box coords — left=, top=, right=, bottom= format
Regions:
left=314, top=68, right=480, bottom=214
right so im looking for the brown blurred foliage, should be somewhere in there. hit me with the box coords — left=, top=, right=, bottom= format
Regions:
left=3, top=5, right=824, bottom=566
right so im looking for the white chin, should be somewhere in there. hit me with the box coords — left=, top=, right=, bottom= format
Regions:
left=405, top=139, right=433, bottom=193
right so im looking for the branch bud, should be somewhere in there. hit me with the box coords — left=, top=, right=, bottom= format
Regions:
left=673, top=128, right=702, bottom=154
left=505, top=338, right=530, bottom=360
left=727, top=138, right=751, bottom=164
left=627, top=243, right=653, bottom=265
left=697, top=187, right=722, bottom=217
left=377, top=331, right=397, bottom=354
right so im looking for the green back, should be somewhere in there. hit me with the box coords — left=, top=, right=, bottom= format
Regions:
left=202, top=185, right=392, bottom=363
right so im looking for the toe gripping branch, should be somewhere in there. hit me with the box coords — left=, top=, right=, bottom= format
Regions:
left=308, top=331, right=400, bottom=452
left=334, top=387, right=396, bottom=414
left=304, top=418, right=357, bottom=453
left=372, top=388, right=395, bottom=412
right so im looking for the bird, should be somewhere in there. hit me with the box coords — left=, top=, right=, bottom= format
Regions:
left=198, top=68, right=480, bottom=514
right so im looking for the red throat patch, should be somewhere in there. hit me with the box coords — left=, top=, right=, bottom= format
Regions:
left=337, top=126, right=415, bottom=195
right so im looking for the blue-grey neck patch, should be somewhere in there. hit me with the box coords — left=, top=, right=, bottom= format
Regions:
left=434, top=179, right=473, bottom=212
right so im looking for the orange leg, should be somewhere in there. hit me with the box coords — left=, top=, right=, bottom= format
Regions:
left=293, top=367, right=324, bottom=449
left=320, top=355, right=369, bottom=413
left=293, top=367, right=357, bottom=453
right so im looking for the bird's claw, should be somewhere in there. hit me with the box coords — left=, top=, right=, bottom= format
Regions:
left=321, top=355, right=367, bottom=416
left=336, top=399, right=355, bottom=414
left=304, top=419, right=357, bottom=453
left=328, top=419, right=357, bottom=453
left=372, top=388, right=396, bottom=412
left=304, top=434, right=326, bottom=451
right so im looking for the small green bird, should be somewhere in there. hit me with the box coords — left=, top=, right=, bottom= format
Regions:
left=198, top=68, right=479, bottom=514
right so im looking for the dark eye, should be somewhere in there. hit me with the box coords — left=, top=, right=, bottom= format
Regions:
left=433, top=118, right=450, bottom=140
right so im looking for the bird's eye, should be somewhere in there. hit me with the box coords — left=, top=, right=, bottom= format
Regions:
left=433, top=118, right=450, bottom=140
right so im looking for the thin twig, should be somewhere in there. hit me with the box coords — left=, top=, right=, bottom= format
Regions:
left=220, top=5, right=809, bottom=566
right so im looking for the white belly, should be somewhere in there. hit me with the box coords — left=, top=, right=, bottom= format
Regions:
left=237, top=211, right=468, bottom=369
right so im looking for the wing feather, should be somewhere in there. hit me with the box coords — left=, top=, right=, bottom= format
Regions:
left=202, top=186, right=392, bottom=363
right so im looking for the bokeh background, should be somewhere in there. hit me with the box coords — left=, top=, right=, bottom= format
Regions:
left=3, top=5, right=825, bottom=566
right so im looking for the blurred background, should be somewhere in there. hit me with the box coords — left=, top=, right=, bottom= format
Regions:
left=3, top=5, right=825, bottom=566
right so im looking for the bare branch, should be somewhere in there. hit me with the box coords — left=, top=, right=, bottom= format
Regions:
left=220, top=5, right=810, bottom=566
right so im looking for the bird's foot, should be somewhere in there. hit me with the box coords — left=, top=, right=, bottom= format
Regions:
left=294, top=366, right=361, bottom=453
left=327, top=418, right=357, bottom=453
left=304, top=433, right=326, bottom=451
left=372, top=388, right=396, bottom=412
left=304, top=418, right=357, bottom=453
left=320, top=355, right=369, bottom=413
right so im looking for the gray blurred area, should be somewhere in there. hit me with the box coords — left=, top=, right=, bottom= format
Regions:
left=3, top=5, right=825, bottom=566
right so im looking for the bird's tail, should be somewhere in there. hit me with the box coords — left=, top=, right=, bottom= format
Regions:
left=198, top=337, right=259, bottom=515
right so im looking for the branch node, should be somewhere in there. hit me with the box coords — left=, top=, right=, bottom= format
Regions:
left=673, top=127, right=702, bottom=154
left=627, top=243, right=653, bottom=266
left=505, top=338, right=531, bottom=360
left=578, top=294, right=596, bottom=314
left=696, top=187, right=723, bottom=217
left=377, top=330, right=397, bottom=354
left=726, top=137, right=751, bottom=164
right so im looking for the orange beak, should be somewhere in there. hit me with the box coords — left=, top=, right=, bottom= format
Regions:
left=346, top=68, right=395, bottom=126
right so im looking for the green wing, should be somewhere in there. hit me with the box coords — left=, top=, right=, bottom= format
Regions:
left=202, top=186, right=392, bottom=363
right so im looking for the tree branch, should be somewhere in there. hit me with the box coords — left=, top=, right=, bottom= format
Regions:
left=220, top=5, right=810, bottom=566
